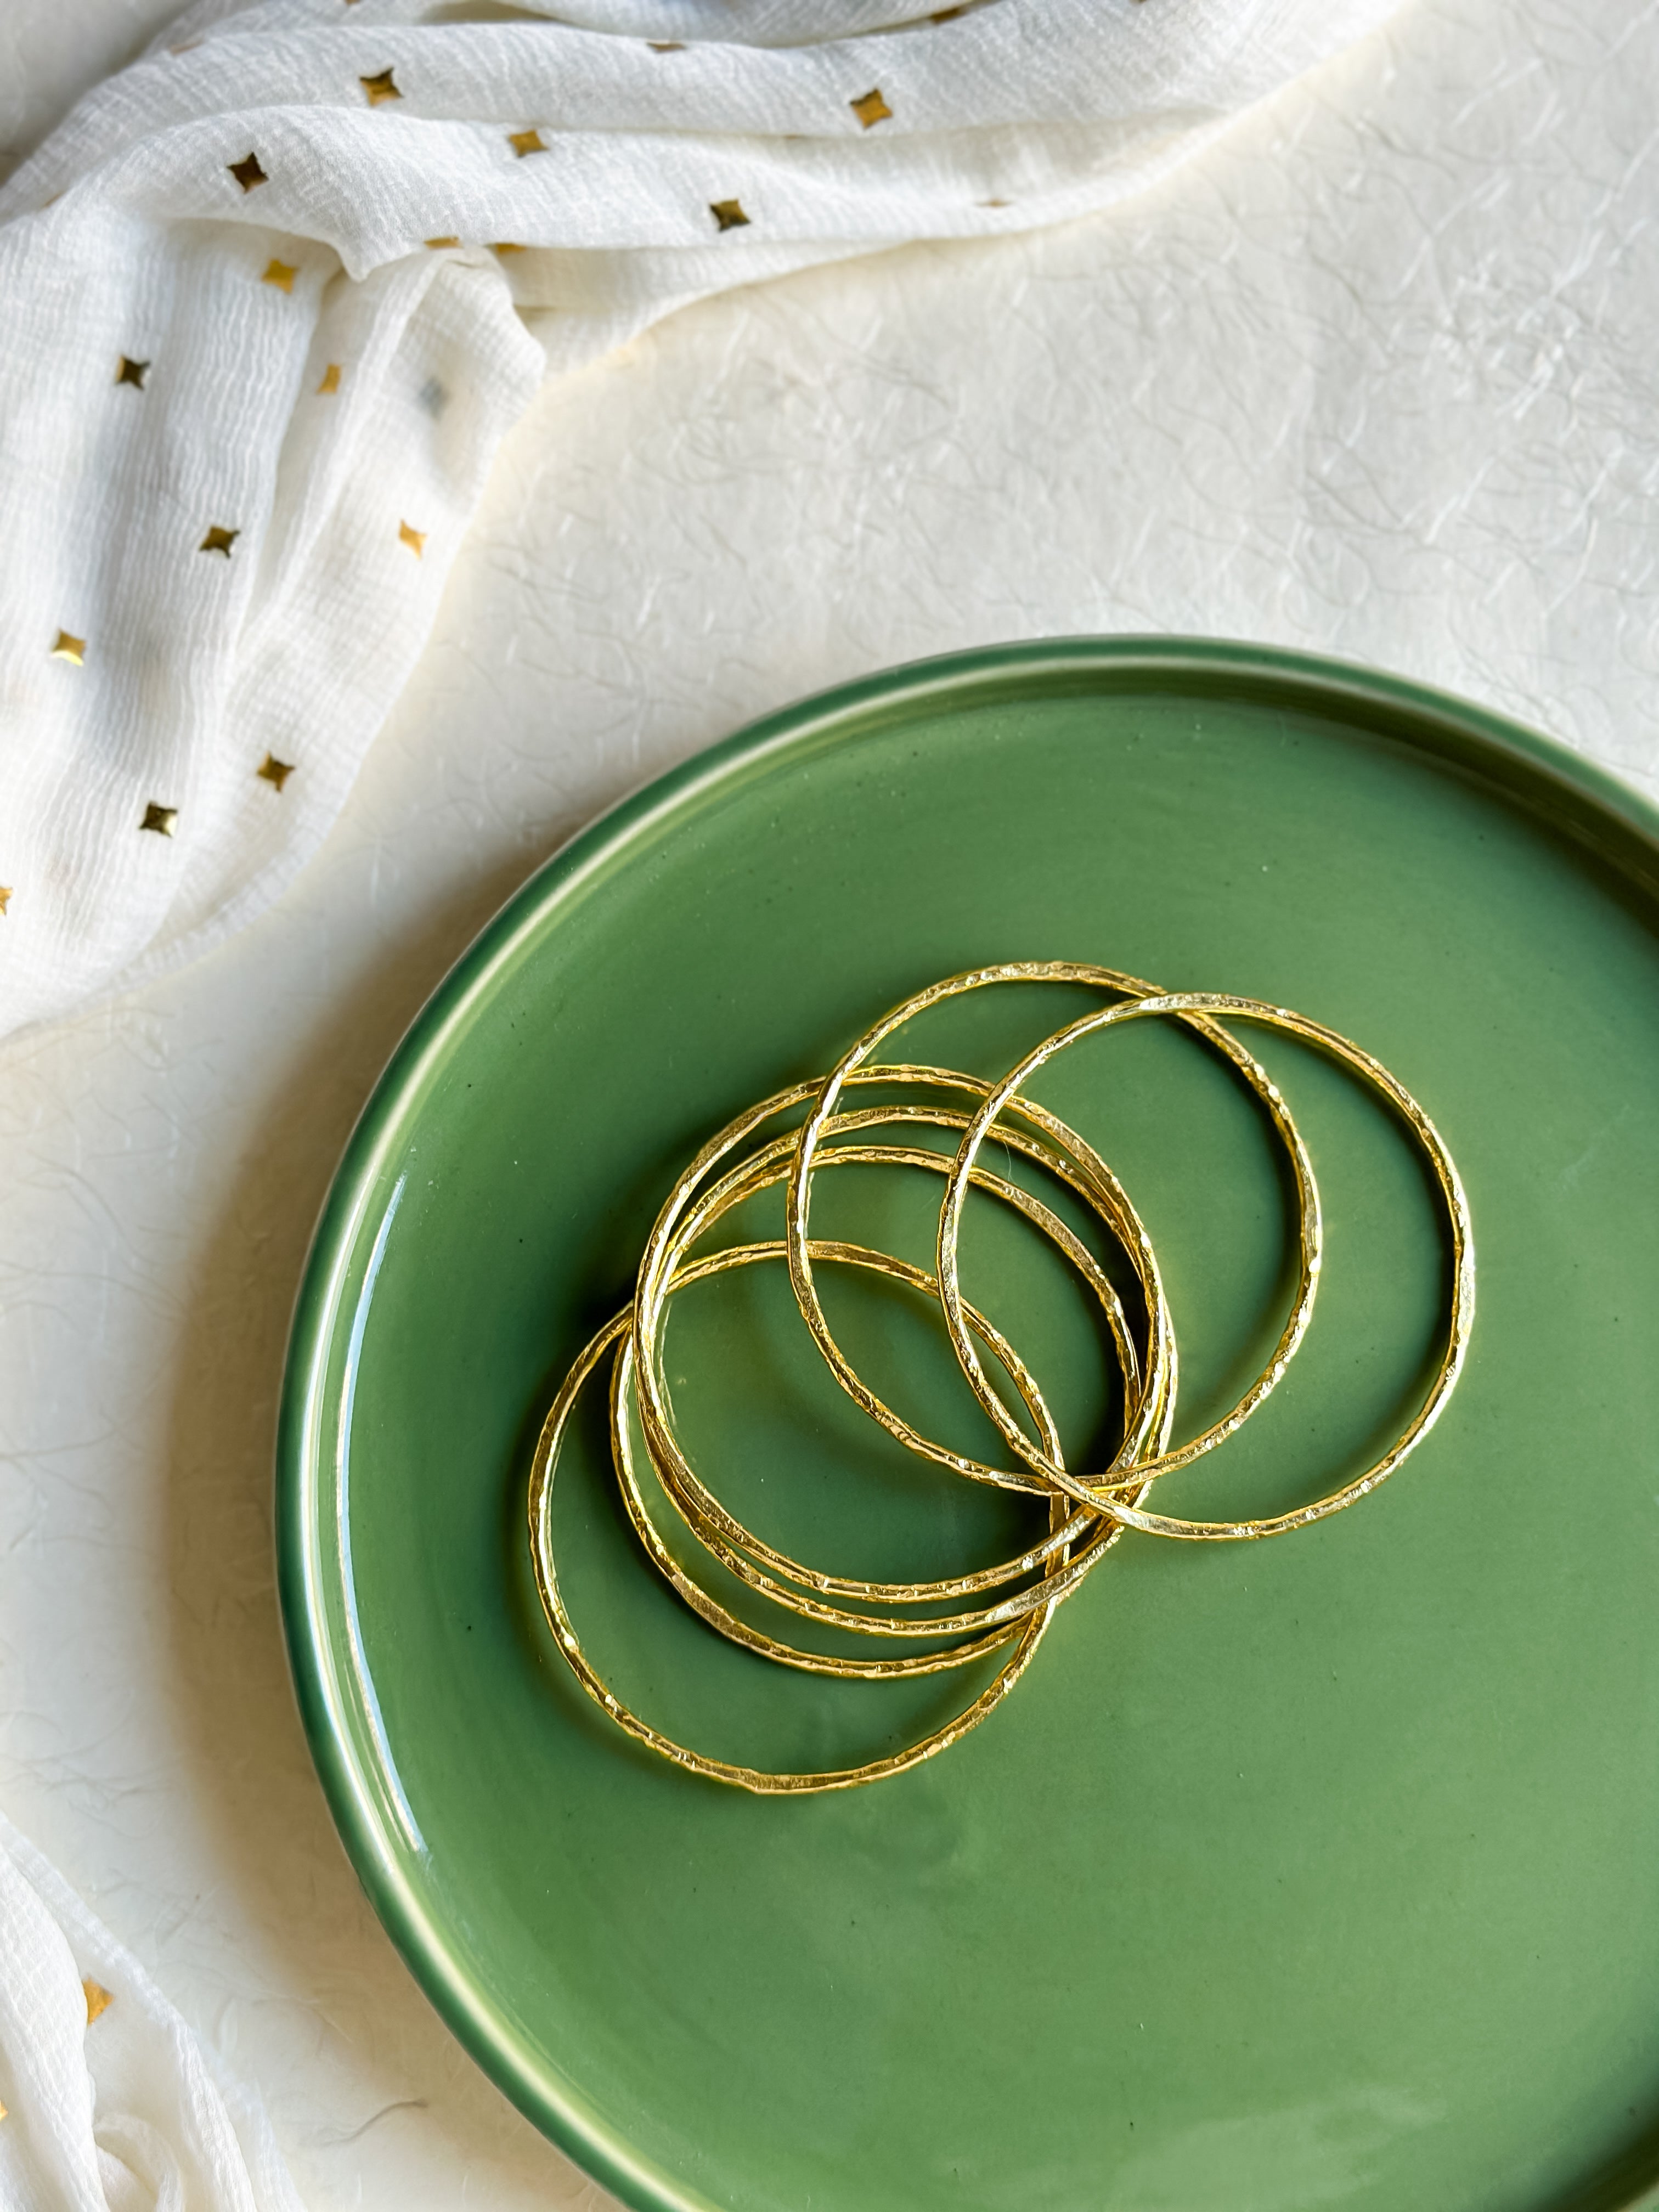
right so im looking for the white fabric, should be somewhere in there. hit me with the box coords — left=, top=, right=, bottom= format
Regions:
left=0, top=1815, right=303, bottom=2212
left=0, top=0, right=1402, bottom=1039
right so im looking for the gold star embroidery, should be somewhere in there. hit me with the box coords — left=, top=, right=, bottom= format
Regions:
left=507, top=128, right=545, bottom=157
left=257, top=753, right=295, bottom=790
left=360, top=69, right=400, bottom=105
left=399, top=521, right=426, bottom=556
left=851, top=89, right=892, bottom=128
left=0, top=888, right=12, bottom=916
left=83, top=1980, right=114, bottom=2025
left=317, top=362, right=342, bottom=393
left=489, top=241, right=524, bottom=256
left=229, top=153, right=267, bottom=192
left=710, top=199, right=749, bottom=232
left=140, top=803, right=178, bottom=837
left=262, top=258, right=296, bottom=293
left=116, top=355, right=149, bottom=388
left=424, top=236, right=460, bottom=250
left=199, top=525, right=239, bottom=556
left=50, top=630, right=84, bottom=664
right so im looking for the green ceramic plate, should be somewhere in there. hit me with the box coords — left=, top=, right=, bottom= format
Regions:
left=279, top=640, right=1659, bottom=2212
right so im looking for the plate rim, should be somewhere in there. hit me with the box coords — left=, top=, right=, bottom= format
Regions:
left=275, top=635, right=1659, bottom=2212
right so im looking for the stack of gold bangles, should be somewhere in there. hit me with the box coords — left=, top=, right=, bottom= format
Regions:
left=529, top=962, right=1475, bottom=1796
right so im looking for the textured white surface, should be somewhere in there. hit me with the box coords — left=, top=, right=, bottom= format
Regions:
left=3, top=0, right=1658, bottom=2205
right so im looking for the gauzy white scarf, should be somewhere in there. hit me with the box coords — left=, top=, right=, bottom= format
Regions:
left=0, top=0, right=1403, bottom=1041
left=0, top=1812, right=303, bottom=2212
left=0, top=3, right=1406, bottom=2205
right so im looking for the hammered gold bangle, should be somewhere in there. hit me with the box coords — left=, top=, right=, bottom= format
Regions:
left=527, top=961, right=1472, bottom=1793
left=578, top=1090, right=1180, bottom=1645
left=528, top=1076, right=1173, bottom=1787
left=933, top=991, right=1474, bottom=1539
left=529, top=1307, right=1079, bottom=1796
left=786, top=964, right=1321, bottom=1503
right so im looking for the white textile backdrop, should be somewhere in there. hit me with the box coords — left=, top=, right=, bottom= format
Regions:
left=0, top=0, right=1400, bottom=1040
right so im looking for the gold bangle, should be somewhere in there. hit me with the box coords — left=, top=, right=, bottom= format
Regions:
left=786, top=964, right=1321, bottom=1503
left=528, top=1082, right=1178, bottom=1785
left=612, top=1241, right=1070, bottom=1672
left=635, top=1065, right=1175, bottom=1505
left=935, top=991, right=1474, bottom=1540
left=596, top=1099, right=1176, bottom=1643
left=528, top=1295, right=1078, bottom=1796
left=630, top=1102, right=1171, bottom=1613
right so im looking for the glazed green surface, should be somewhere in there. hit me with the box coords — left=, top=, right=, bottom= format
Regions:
left=280, top=643, right=1659, bottom=2212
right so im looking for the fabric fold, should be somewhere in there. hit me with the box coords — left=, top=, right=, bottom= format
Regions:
left=0, top=0, right=1403, bottom=1036
left=0, top=1813, right=304, bottom=2212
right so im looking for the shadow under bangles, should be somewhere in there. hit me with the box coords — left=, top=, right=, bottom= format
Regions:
left=528, top=964, right=1474, bottom=1793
